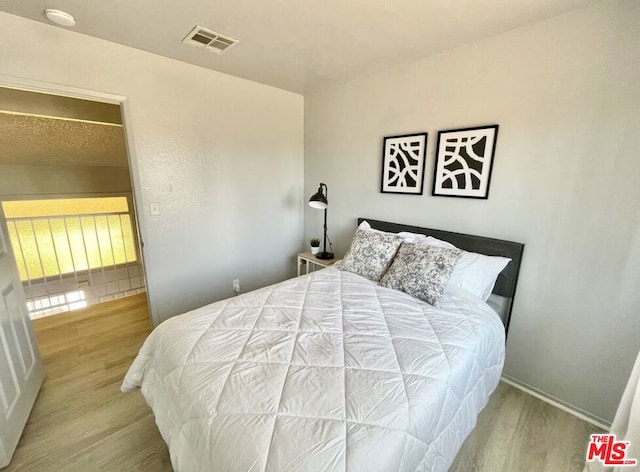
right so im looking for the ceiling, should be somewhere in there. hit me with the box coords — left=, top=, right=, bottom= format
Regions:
left=0, top=87, right=127, bottom=168
left=0, top=113, right=128, bottom=168
left=0, top=0, right=597, bottom=94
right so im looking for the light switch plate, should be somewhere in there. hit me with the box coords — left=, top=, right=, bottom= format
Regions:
left=149, top=202, right=160, bottom=216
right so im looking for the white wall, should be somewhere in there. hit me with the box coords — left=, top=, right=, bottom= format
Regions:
left=0, top=12, right=304, bottom=325
left=304, top=0, right=640, bottom=424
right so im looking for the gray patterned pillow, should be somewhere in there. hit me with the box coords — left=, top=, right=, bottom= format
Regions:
left=340, top=229, right=403, bottom=282
left=380, top=242, right=462, bottom=307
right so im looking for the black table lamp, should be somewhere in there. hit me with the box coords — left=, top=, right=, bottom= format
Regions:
left=308, top=183, right=334, bottom=260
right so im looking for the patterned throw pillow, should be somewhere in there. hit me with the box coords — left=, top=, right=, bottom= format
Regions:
left=380, top=242, right=462, bottom=307
left=340, top=229, right=403, bottom=282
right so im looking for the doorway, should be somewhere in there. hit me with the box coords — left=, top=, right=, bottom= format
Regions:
left=0, top=85, right=148, bottom=320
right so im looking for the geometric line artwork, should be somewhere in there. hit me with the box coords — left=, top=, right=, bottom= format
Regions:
left=381, top=133, right=428, bottom=195
left=432, top=125, right=499, bottom=199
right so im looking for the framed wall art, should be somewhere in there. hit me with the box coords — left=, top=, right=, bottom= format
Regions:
left=380, top=133, right=428, bottom=195
left=432, top=125, right=499, bottom=199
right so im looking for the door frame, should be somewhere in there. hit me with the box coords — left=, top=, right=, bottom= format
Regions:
left=0, top=74, right=154, bottom=325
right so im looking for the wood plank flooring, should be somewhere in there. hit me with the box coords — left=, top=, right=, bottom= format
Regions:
left=5, top=294, right=601, bottom=471
left=450, top=381, right=600, bottom=472
left=5, top=294, right=172, bottom=472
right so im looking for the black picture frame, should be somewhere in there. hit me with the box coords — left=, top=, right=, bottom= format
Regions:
left=380, top=132, right=428, bottom=195
left=432, top=125, right=499, bottom=199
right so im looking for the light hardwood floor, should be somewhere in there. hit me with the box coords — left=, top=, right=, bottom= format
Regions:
left=6, top=294, right=600, bottom=471
left=5, top=294, right=172, bottom=472
left=450, top=382, right=600, bottom=472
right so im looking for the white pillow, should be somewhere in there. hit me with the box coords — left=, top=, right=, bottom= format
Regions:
left=357, top=220, right=374, bottom=231
left=358, top=221, right=426, bottom=243
left=423, top=236, right=511, bottom=301
left=397, top=231, right=428, bottom=242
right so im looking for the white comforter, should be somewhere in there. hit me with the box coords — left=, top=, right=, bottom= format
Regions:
left=122, top=266, right=505, bottom=472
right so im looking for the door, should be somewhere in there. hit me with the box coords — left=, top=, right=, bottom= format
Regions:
left=0, top=205, right=43, bottom=467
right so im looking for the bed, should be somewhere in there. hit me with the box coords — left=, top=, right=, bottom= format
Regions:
left=122, top=218, right=524, bottom=471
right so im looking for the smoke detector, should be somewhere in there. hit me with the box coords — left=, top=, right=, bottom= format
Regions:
left=182, top=26, right=238, bottom=55
left=44, top=9, right=76, bottom=27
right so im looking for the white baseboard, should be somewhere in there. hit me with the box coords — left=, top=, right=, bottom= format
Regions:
left=500, top=375, right=610, bottom=431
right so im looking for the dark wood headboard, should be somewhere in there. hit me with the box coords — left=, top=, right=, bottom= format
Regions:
left=359, top=218, right=525, bottom=333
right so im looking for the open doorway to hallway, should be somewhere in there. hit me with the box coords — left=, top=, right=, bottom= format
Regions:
left=0, top=86, right=147, bottom=320
left=2, top=197, right=145, bottom=319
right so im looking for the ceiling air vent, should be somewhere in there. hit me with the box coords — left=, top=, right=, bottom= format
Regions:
left=182, top=26, right=239, bottom=55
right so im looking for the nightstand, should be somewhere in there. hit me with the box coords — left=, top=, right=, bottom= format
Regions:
left=297, top=252, right=338, bottom=276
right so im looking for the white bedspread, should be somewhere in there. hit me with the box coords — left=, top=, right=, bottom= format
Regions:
left=122, top=267, right=505, bottom=472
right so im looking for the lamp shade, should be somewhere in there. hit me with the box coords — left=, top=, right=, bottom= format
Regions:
left=308, top=185, right=328, bottom=209
left=307, top=182, right=333, bottom=260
